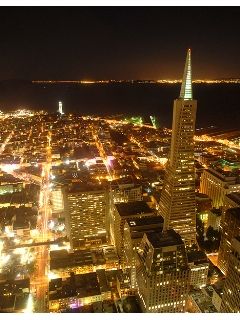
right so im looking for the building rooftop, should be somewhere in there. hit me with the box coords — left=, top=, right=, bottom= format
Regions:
left=126, top=216, right=164, bottom=240
left=121, top=296, right=142, bottom=313
left=50, top=249, right=94, bottom=270
left=111, top=177, right=140, bottom=188
left=49, top=272, right=101, bottom=301
left=0, top=278, right=30, bottom=296
left=226, top=192, right=240, bottom=206
left=68, top=182, right=105, bottom=193
left=0, top=192, right=33, bottom=205
left=0, top=173, right=22, bottom=184
left=190, top=289, right=218, bottom=313
left=0, top=206, right=37, bottom=229
left=195, top=192, right=211, bottom=200
left=127, top=215, right=164, bottom=228
left=210, top=208, right=222, bottom=216
left=212, top=280, right=225, bottom=296
left=187, top=250, right=208, bottom=264
left=96, top=269, right=111, bottom=294
left=226, top=207, right=240, bottom=221
left=0, top=295, right=16, bottom=311
left=115, top=201, right=153, bottom=217
left=207, top=168, right=237, bottom=181
left=146, top=229, right=184, bottom=248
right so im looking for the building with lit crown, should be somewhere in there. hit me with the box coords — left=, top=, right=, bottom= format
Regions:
left=158, top=49, right=197, bottom=245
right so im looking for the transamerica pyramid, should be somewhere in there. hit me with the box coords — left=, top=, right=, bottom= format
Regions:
left=158, top=49, right=197, bottom=246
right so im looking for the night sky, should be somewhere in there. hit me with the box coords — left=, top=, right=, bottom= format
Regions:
left=1, top=7, right=240, bottom=80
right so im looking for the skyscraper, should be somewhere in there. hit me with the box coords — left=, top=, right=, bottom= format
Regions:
left=123, top=216, right=164, bottom=287
left=136, top=229, right=190, bottom=312
left=65, top=183, right=109, bottom=250
left=218, top=207, right=240, bottom=275
left=220, top=237, right=240, bottom=312
left=158, top=49, right=197, bottom=245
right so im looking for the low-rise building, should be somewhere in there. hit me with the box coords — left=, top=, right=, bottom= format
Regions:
left=0, top=278, right=30, bottom=313
left=207, top=208, right=221, bottom=230
left=187, top=289, right=218, bottom=313
left=48, top=273, right=102, bottom=312
left=211, top=281, right=225, bottom=312
left=199, top=168, right=240, bottom=209
left=50, top=247, right=119, bottom=278
left=187, top=251, right=209, bottom=289
left=116, top=270, right=137, bottom=298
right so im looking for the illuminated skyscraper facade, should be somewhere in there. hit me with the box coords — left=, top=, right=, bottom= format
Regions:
left=136, top=230, right=190, bottom=312
left=220, top=237, right=240, bottom=312
left=218, top=207, right=240, bottom=275
left=65, top=183, right=109, bottom=250
left=158, top=49, right=197, bottom=245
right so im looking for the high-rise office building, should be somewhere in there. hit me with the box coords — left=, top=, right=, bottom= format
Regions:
left=65, top=183, right=109, bottom=250
left=123, top=216, right=164, bottom=287
left=218, top=207, right=240, bottom=275
left=220, top=237, right=240, bottom=312
left=158, top=49, right=197, bottom=245
left=110, top=201, right=154, bottom=262
left=136, top=229, right=190, bottom=312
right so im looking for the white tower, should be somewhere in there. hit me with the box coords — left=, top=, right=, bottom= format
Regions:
left=58, top=101, right=64, bottom=115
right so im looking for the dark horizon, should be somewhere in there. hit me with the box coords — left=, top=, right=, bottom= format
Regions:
left=1, top=7, right=240, bottom=81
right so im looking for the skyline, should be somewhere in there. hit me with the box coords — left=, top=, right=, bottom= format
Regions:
left=1, top=7, right=240, bottom=80
left=0, top=38, right=240, bottom=313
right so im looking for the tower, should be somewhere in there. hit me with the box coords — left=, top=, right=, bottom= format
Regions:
left=158, top=49, right=197, bottom=245
left=58, top=101, right=63, bottom=115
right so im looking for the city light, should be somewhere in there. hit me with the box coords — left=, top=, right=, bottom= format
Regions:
left=0, top=45, right=239, bottom=314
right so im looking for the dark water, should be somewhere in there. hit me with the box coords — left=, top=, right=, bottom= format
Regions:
left=0, top=81, right=239, bottom=129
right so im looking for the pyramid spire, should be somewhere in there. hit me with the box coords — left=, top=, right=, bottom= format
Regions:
left=180, top=49, right=192, bottom=100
